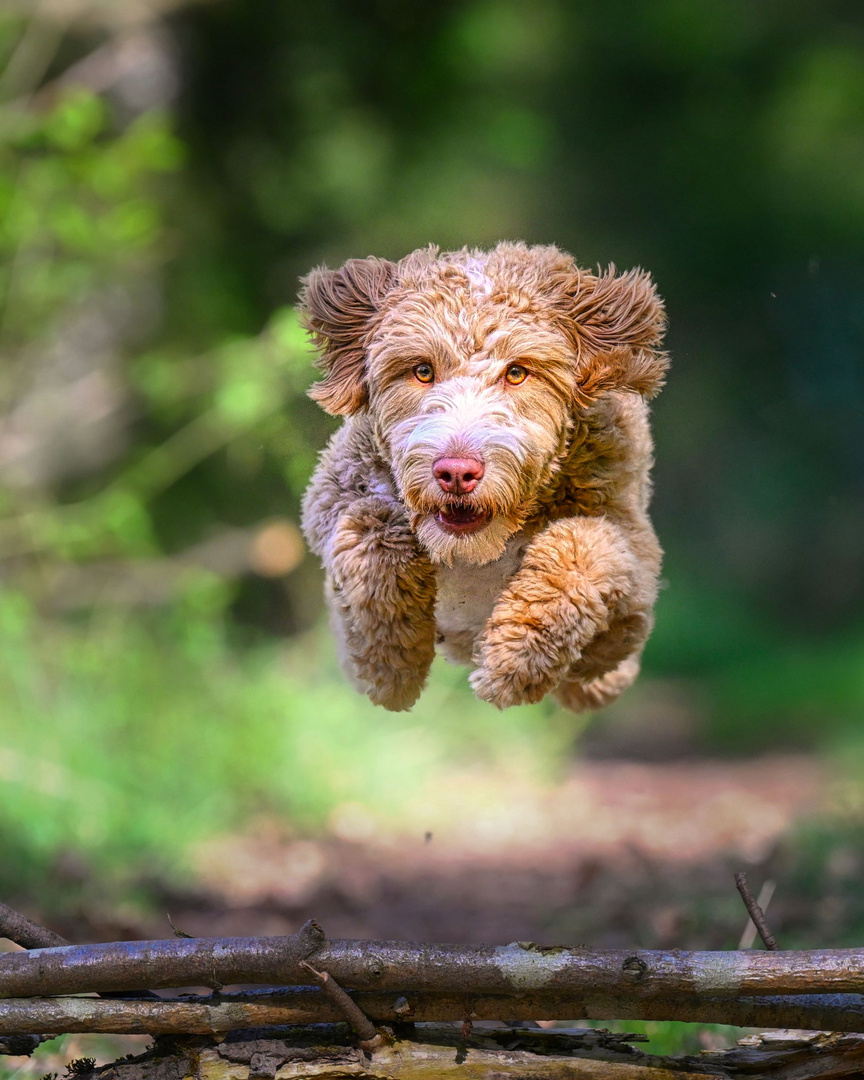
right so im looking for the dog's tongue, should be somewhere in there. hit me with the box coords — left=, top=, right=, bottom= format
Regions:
left=437, top=504, right=490, bottom=534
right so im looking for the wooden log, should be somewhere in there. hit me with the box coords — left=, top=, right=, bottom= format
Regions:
left=3, top=935, right=864, bottom=1000
left=1, top=989, right=864, bottom=1036
left=84, top=1025, right=864, bottom=1080
left=78, top=1025, right=709, bottom=1080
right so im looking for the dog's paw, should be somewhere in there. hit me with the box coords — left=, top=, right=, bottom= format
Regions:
left=469, top=621, right=566, bottom=709
left=348, top=628, right=430, bottom=711
left=366, top=676, right=424, bottom=712
left=469, top=663, right=555, bottom=709
left=330, top=496, right=433, bottom=610
left=333, top=495, right=414, bottom=560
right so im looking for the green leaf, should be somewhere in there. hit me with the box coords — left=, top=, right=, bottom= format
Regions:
left=41, top=91, right=107, bottom=152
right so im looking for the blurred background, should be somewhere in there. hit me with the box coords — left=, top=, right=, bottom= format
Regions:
left=0, top=0, right=863, bottom=1060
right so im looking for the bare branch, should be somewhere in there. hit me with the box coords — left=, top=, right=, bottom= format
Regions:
left=65, top=1024, right=705, bottom=1080
left=0, top=902, right=69, bottom=950
left=143, top=1026, right=864, bottom=1080
left=3, top=933, right=864, bottom=1000
left=7, top=1014, right=864, bottom=1077
left=0, top=923, right=327, bottom=998
left=300, top=961, right=380, bottom=1046
left=0, top=988, right=864, bottom=1036
left=735, top=872, right=778, bottom=951
left=0, top=901, right=161, bottom=1004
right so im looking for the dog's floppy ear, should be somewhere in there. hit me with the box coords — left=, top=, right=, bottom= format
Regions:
left=300, top=257, right=395, bottom=415
left=555, top=265, right=668, bottom=405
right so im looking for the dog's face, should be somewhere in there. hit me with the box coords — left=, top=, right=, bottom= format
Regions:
left=364, top=267, right=578, bottom=566
left=302, top=244, right=666, bottom=565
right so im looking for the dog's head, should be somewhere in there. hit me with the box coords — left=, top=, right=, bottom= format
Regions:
left=301, top=243, right=667, bottom=565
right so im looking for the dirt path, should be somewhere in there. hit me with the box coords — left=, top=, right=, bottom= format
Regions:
left=166, top=753, right=829, bottom=950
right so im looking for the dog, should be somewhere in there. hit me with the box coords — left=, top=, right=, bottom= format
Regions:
left=300, top=243, right=667, bottom=712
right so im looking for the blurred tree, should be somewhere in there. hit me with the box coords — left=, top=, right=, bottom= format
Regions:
left=0, top=6, right=324, bottom=634
left=169, top=0, right=864, bottom=642
left=0, top=0, right=862, bottom=673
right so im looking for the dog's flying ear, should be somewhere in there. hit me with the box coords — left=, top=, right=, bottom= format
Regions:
left=300, top=257, right=396, bottom=415
left=555, top=265, right=668, bottom=405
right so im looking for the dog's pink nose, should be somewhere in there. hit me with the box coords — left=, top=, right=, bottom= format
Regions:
left=432, top=456, right=485, bottom=494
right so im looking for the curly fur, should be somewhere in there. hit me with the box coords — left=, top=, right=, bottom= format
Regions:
left=300, top=242, right=668, bottom=712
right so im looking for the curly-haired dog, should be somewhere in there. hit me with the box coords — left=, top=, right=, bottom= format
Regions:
left=300, top=243, right=667, bottom=712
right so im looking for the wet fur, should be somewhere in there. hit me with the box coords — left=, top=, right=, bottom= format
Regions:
left=300, top=243, right=667, bottom=712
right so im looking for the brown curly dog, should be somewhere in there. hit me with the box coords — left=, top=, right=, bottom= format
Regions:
left=300, top=243, right=668, bottom=712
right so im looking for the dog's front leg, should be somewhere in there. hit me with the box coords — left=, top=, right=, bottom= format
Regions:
left=326, top=496, right=437, bottom=711
left=470, top=516, right=654, bottom=709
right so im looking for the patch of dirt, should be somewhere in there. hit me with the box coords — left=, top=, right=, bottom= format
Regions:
left=153, top=754, right=830, bottom=950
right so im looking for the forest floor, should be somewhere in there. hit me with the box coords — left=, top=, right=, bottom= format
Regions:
left=8, top=750, right=862, bottom=1076
left=62, top=751, right=839, bottom=950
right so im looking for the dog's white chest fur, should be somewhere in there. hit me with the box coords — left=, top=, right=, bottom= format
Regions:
left=434, top=534, right=528, bottom=665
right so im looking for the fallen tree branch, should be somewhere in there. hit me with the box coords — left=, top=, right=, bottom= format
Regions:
left=4, top=934, right=864, bottom=1000
left=0, top=902, right=69, bottom=951
left=2, top=988, right=864, bottom=1035
left=0, top=923, right=326, bottom=1000
left=0, top=1035, right=44, bottom=1056
left=59, top=1024, right=864, bottom=1080
left=0, top=903, right=160, bottom=1005
left=0, top=900, right=159, bottom=1051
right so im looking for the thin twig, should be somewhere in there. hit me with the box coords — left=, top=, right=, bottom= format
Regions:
left=167, top=914, right=193, bottom=939
left=0, top=17, right=66, bottom=104
left=734, top=872, right=778, bottom=951
left=739, top=879, right=776, bottom=950
left=300, top=960, right=382, bottom=1048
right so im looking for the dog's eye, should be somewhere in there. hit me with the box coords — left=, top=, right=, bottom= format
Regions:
left=413, top=362, right=435, bottom=384
left=504, top=364, right=529, bottom=385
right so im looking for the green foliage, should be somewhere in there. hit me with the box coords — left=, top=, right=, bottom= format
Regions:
left=579, top=1019, right=744, bottom=1057
left=0, top=1035, right=141, bottom=1080
left=0, top=90, right=180, bottom=340
left=0, top=85, right=321, bottom=567
left=0, top=588, right=574, bottom=900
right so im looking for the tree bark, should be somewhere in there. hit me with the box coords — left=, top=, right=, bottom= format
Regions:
left=0, top=924, right=326, bottom=999
left=3, top=936, right=864, bottom=1000
left=1, top=989, right=864, bottom=1036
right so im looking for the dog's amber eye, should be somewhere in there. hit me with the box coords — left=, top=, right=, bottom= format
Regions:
left=413, top=362, right=435, bottom=384
left=504, top=364, right=528, bottom=385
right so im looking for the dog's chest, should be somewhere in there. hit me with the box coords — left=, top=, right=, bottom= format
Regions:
left=434, top=535, right=528, bottom=665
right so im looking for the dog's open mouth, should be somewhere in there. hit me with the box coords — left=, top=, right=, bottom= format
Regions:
left=435, top=502, right=491, bottom=535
